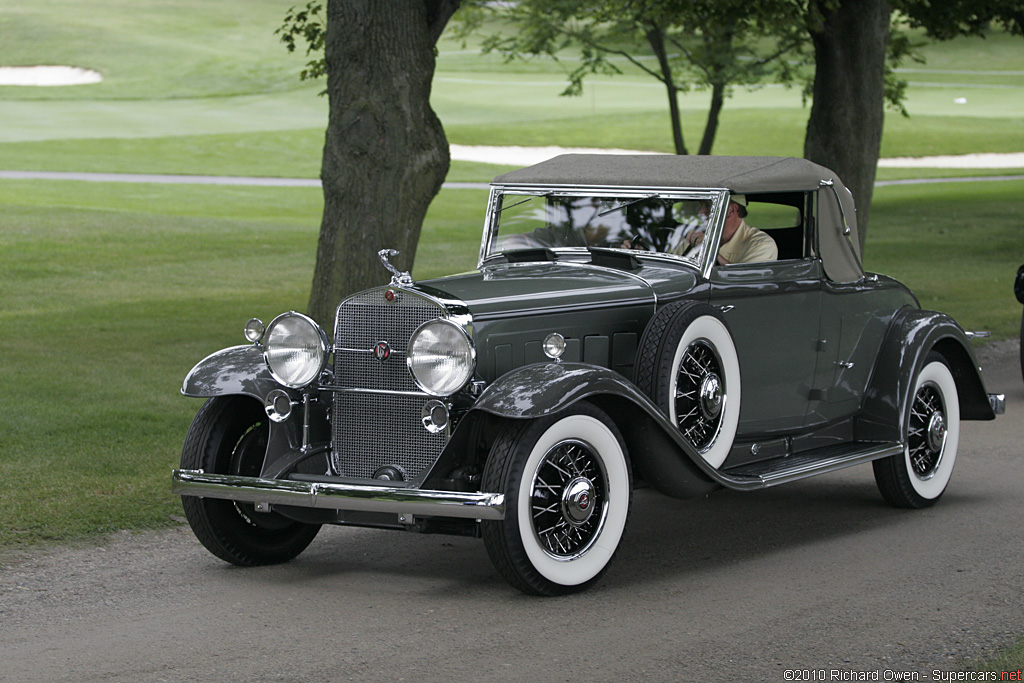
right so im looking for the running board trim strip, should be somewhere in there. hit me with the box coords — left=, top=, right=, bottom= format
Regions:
left=715, top=443, right=904, bottom=491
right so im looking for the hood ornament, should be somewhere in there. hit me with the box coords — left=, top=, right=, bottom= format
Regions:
left=378, top=248, right=413, bottom=287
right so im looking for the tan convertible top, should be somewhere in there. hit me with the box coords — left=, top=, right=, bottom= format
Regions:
left=493, top=154, right=864, bottom=282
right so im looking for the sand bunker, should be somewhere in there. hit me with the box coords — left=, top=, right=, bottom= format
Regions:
left=0, top=66, right=102, bottom=86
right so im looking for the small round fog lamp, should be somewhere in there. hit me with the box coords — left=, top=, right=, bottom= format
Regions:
left=244, top=318, right=265, bottom=343
left=421, top=399, right=450, bottom=434
left=264, top=389, right=294, bottom=423
left=543, top=333, right=566, bottom=360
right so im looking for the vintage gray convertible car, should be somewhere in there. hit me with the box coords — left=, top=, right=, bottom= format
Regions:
left=173, top=155, right=1004, bottom=595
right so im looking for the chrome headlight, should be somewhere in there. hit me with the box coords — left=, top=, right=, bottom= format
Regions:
left=407, top=318, right=475, bottom=397
left=263, top=312, right=329, bottom=389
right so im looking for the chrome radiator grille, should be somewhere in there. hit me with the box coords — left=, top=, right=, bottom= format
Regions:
left=331, top=288, right=448, bottom=481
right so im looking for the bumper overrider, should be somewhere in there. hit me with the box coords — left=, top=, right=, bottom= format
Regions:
left=171, top=469, right=506, bottom=521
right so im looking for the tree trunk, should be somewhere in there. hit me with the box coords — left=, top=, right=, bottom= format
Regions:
left=646, top=26, right=688, bottom=155
left=307, top=0, right=459, bottom=327
left=698, top=82, right=725, bottom=155
left=803, top=0, right=891, bottom=250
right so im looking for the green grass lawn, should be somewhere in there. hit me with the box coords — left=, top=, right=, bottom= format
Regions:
left=0, top=0, right=1022, bottom=553
left=0, top=182, right=320, bottom=545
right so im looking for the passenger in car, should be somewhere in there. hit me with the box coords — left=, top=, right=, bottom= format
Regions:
left=687, top=194, right=778, bottom=265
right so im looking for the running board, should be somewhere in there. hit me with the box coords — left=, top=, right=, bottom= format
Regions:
left=715, top=442, right=903, bottom=490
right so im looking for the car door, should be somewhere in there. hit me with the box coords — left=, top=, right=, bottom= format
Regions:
left=708, top=258, right=822, bottom=435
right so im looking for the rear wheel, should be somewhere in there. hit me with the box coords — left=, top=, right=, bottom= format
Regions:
left=873, top=356, right=960, bottom=509
left=180, top=396, right=320, bottom=565
left=482, top=402, right=632, bottom=596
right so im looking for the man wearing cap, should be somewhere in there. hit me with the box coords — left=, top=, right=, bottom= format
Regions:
left=685, top=194, right=778, bottom=265
left=716, top=194, right=777, bottom=265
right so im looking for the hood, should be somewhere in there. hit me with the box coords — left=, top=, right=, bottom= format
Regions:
left=416, top=261, right=659, bottom=321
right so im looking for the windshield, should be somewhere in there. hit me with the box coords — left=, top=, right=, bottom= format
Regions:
left=485, top=191, right=723, bottom=263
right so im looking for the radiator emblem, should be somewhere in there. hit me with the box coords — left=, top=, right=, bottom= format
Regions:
left=373, top=341, right=392, bottom=363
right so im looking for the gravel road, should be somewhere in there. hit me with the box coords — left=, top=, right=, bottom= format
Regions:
left=2, top=341, right=1022, bottom=682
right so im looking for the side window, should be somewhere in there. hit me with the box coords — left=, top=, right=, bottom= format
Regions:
left=746, top=195, right=806, bottom=262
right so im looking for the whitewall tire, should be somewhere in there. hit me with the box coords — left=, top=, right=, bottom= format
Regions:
left=482, top=402, right=632, bottom=596
left=873, top=357, right=960, bottom=508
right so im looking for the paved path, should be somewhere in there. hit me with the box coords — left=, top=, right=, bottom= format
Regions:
left=1, top=342, right=1021, bottom=681
left=2, top=169, right=1023, bottom=191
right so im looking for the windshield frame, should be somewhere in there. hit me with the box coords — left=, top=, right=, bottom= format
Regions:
left=479, top=184, right=730, bottom=277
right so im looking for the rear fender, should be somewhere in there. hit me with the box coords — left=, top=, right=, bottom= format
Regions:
left=856, top=308, right=996, bottom=443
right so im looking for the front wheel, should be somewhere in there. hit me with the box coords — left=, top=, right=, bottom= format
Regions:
left=180, top=396, right=321, bottom=565
left=482, top=402, right=632, bottom=596
left=873, top=356, right=960, bottom=509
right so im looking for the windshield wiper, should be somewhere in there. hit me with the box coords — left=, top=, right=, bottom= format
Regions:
left=499, top=193, right=552, bottom=213
left=597, top=193, right=660, bottom=217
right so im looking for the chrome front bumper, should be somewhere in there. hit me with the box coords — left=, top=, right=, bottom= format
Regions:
left=171, top=469, right=506, bottom=521
left=990, top=393, right=1006, bottom=415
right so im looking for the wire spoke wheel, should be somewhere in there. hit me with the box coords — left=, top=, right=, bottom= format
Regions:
left=482, top=402, right=632, bottom=596
left=181, top=397, right=321, bottom=565
left=873, top=357, right=960, bottom=509
left=906, top=381, right=946, bottom=479
left=531, top=439, right=607, bottom=560
left=673, top=339, right=725, bottom=452
left=635, top=301, right=740, bottom=469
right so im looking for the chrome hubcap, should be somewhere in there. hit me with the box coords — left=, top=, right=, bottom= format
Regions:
left=926, top=412, right=946, bottom=453
left=698, top=373, right=723, bottom=420
left=562, top=477, right=597, bottom=526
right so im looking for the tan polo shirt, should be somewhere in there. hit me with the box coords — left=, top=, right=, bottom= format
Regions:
left=718, top=219, right=778, bottom=264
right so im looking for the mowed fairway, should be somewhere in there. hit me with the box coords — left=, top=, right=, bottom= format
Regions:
left=0, top=0, right=1022, bottom=553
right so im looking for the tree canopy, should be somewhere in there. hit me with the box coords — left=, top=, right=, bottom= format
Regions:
left=458, top=0, right=809, bottom=155
left=280, top=0, right=1021, bottom=287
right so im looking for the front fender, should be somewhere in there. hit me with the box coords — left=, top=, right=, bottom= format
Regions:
left=472, top=362, right=653, bottom=419
left=471, top=363, right=722, bottom=498
left=182, top=345, right=280, bottom=401
left=181, top=345, right=330, bottom=478
left=856, top=307, right=996, bottom=443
